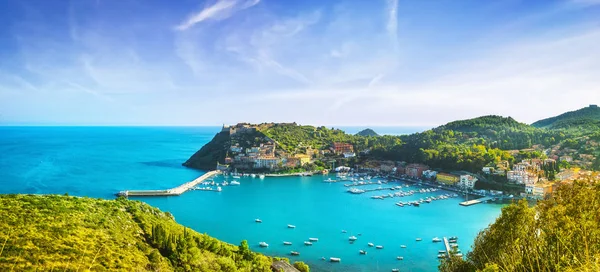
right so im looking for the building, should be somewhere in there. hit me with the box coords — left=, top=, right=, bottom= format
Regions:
left=405, top=164, right=429, bottom=178
left=343, top=152, right=356, bottom=158
left=527, top=182, right=554, bottom=198
left=459, top=174, right=478, bottom=189
left=254, top=157, right=281, bottom=169
left=507, top=170, right=538, bottom=185
left=437, top=173, right=460, bottom=185
left=332, top=142, right=354, bottom=155
left=294, top=154, right=311, bottom=166
left=422, top=170, right=437, bottom=179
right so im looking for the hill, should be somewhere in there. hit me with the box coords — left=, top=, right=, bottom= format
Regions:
left=532, top=105, right=600, bottom=132
left=355, top=128, right=379, bottom=137
left=0, top=194, right=288, bottom=271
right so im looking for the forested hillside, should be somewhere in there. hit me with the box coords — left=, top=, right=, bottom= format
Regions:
left=0, top=194, right=283, bottom=271
left=532, top=105, right=600, bottom=133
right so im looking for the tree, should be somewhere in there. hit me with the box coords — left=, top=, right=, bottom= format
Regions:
left=293, top=261, right=310, bottom=272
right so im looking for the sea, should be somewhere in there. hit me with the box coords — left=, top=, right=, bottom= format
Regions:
left=0, top=126, right=502, bottom=272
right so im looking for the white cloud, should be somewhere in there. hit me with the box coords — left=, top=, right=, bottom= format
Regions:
left=175, top=0, right=260, bottom=31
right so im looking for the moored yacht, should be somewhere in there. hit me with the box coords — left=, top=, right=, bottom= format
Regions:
left=329, top=257, right=341, bottom=262
left=376, top=245, right=384, bottom=249
left=290, top=251, right=300, bottom=256
left=396, top=256, right=404, bottom=260
left=259, top=242, right=268, bottom=247
left=255, top=218, right=262, bottom=223
left=367, top=242, right=374, bottom=247
left=287, top=224, right=296, bottom=228
left=432, top=237, right=442, bottom=242
left=416, top=238, right=422, bottom=241
left=400, top=245, right=407, bottom=248
left=251, top=174, right=256, bottom=178
left=349, top=236, right=357, bottom=241
left=283, top=241, right=292, bottom=245
left=259, top=174, right=265, bottom=179
left=309, top=238, right=318, bottom=242
left=304, top=241, right=313, bottom=246
left=359, top=250, right=367, bottom=255
left=230, top=181, right=240, bottom=185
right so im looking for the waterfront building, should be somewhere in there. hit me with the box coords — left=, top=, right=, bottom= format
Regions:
left=405, top=163, right=429, bottom=178
left=459, top=174, right=478, bottom=189
left=254, top=156, right=281, bottom=169
left=437, top=173, right=460, bottom=185
left=422, top=170, right=437, bottom=179
left=527, top=182, right=554, bottom=198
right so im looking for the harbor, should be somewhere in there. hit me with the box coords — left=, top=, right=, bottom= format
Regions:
left=117, top=170, right=219, bottom=197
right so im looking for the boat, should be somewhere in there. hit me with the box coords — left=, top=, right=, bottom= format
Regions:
left=232, top=176, right=240, bottom=179
left=259, top=242, right=268, bottom=247
left=230, top=181, right=240, bottom=185
left=416, top=238, right=422, bottom=241
left=439, top=250, right=446, bottom=254
left=290, top=251, right=300, bottom=256
left=342, top=230, right=347, bottom=233
left=455, top=253, right=463, bottom=257
left=400, top=245, right=407, bottom=248
left=255, top=219, right=262, bottom=223
left=329, top=257, right=341, bottom=262
left=324, top=178, right=336, bottom=183
left=432, top=237, right=442, bottom=242
left=438, top=254, right=446, bottom=259
left=359, top=250, right=367, bottom=255
left=449, top=236, right=458, bottom=240
left=216, top=186, right=222, bottom=192
left=396, top=256, right=404, bottom=260
left=368, top=243, right=374, bottom=247
left=376, top=245, right=383, bottom=249
left=283, top=241, right=292, bottom=245
left=304, top=241, right=313, bottom=246
left=251, top=174, right=256, bottom=178
left=259, top=174, right=265, bottom=179
left=413, top=202, right=420, bottom=207
left=349, top=236, right=357, bottom=241
left=309, top=238, right=318, bottom=242
left=392, top=269, right=399, bottom=272
left=287, top=224, right=296, bottom=228
left=451, top=244, right=459, bottom=248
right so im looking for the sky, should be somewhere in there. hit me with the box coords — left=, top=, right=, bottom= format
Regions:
left=0, top=0, right=599, bottom=126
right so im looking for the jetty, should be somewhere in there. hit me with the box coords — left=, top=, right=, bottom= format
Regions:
left=460, top=196, right=493, bottom=206
left=118, top=170, right=219, bottom=197
left=443, top=237, right=451, bottom=258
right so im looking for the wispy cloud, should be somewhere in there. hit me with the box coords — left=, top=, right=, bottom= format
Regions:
left=175, top=0, right=260, bottom=31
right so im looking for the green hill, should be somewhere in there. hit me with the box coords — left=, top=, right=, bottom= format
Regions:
left=532, top=105, right=600, bottom=132
left=0, top=194, right=286, bottom=271
left=355, top=128, right=379, bottom=137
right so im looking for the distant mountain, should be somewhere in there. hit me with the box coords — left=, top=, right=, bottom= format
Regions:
left=356, top=128, right=379, bottom=137
left=532, top=105, right=600, bottom=131
left=437, top=115, right=533, bottom=132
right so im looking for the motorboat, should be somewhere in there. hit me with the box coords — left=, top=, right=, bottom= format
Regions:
left=439, top=250, right=446, bottom=254
left=416, top=238, right=422, bottom=241
left=329, top=257, right=341, bottom=262
left=287, top=224, right=296, bottom=229
left=304, top=241, right=313, bottom=246
left=359, top=250, right=367, bottom=255
left=216, top=186, right=222, bottom=192
left=438, top=254, right=446, bottom=259
left=255, top=218, right=262, bottom=223
left=259, top=174, right=265, bottom=179
left=376, top=245, right=383, bottom=249
left=290, top=251, right=300, bottom=256
left=309, top=238, right=318, bottom=242
left=349, top=236, right=357, bottom=241
left=230, top=181, right=240, bottom=185
left=432, top=237, right=442, bottom=243
left=400, top=245, right=407, bottom=248
left=392, top=269, right=400, bottom=272
left=251, top=174, right=256, bottom=178
left=396, top=256, right=404, bottom=260
left=342, top=230, right=347, bottom=233
left=283, top=241, right=292, bottom=245
left=368, top=242, right=374, bottom=247
left=259, top=242, right=268, bottom=247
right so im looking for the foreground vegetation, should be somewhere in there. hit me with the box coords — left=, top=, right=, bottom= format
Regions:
left=0, top=194, right=283, bottom=271
left=440, top=179, right=600, bottom=271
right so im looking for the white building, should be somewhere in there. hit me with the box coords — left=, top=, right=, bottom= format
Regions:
left=507, top=171, right=538, bottom=185
left=422, top=170, right=438, bottom=179
left=254, top=157, right=280, bottom=169
left=458, top=174, right=477, bottom=189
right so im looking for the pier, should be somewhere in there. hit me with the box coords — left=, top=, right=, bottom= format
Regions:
left=443, top=237, right=451, bottom=258
left=118, top=170, right=219, bottom=197
left=459, top=196, right=493, bottom=206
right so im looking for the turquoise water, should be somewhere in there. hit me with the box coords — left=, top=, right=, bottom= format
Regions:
left=0, top=126, right=502, bottom=271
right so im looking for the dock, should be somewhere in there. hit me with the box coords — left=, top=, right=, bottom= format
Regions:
left=118, top=170, right=219, bottom=197
left=443, top=237, right=451, bottom=258
left=459, top=196, right=493, bottom=206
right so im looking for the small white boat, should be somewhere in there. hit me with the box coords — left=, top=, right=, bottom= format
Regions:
left=439, top=250, right=446, bottom=253
left=376, top=245, right=383, bottom=249
left=232, top=176, right=241, bottom=179
left=416, top=238, right=422, bottom=241
left=438, top=254, right=446, bottom=259
left=304, top=241, right=313, bottom=246
left=216, top=186, right=222, bottom=192
left=392, top=269, right=399, bottom=272
left=432, top=237, right=442, bottom=243
left=359, top=250, right=367, bottom=255
left=259, top=174, right=265, bottom=179
left=230, top=181, right=240, bottom=185
left=455, top=253, right=463, bottom=257
left=400, top=245, right=407, bottom=248
left=368, top=243, right=374, bottom=247
left=309, top=238, right=318, bottom=242
left=342, top=230, right=347, bottom=233
left=329, top=257, right=341, bottom=262
left=290, top=251, right=300, bottom=256
left=451, top=244, right=459, bottom=248
left=283, top=241, right=292, bottom=245
left=349, top=236, right=357, bottom=241
left=396, top=256, right=404, bottom=260
left=251, top=174, right=256, bottom=178
left=259, top=242, right=268, bottom=247
left=287, top=224, right=296, bottom=228
left=255, top=219, right=262, bottom=223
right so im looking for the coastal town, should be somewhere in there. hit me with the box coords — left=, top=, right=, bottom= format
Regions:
left=215, top=123, right=600, bottom=201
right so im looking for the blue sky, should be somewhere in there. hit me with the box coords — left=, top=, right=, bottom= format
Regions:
left=0, top=0, right=599, bottom=126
